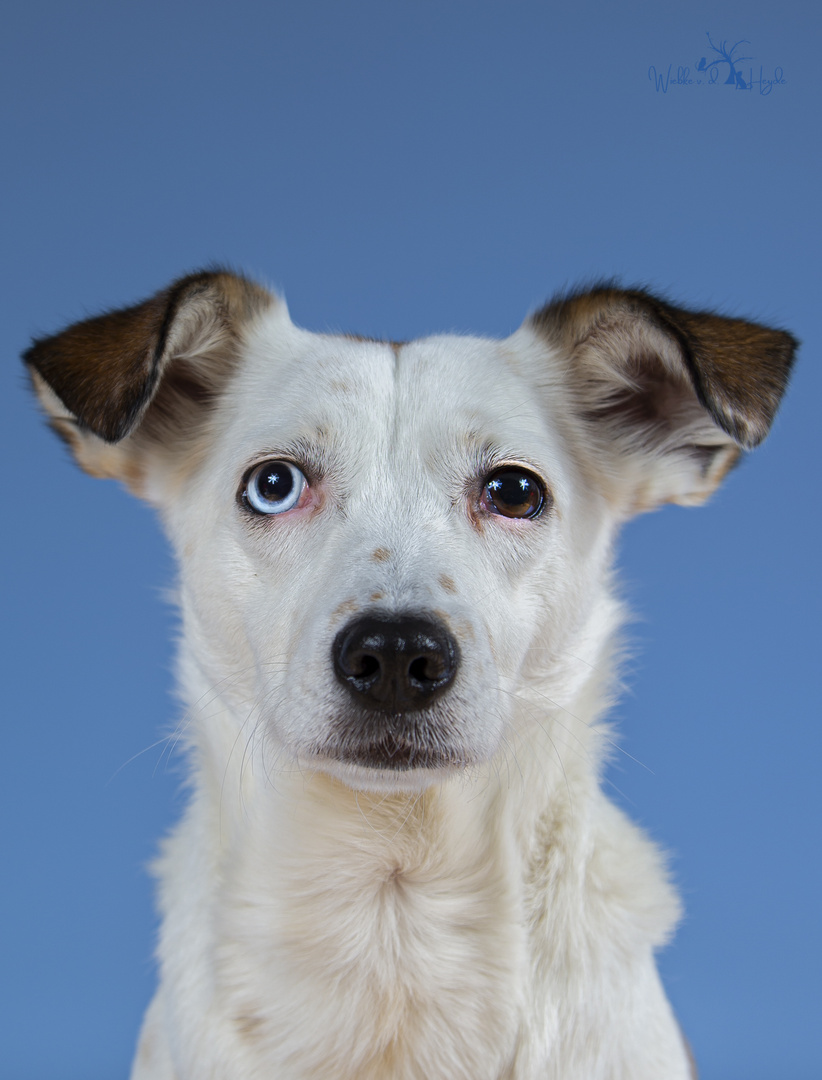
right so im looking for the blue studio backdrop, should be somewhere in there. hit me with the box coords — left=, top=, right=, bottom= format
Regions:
left=2, top=2, right=819, bottom=1078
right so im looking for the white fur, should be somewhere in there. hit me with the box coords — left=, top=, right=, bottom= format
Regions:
left=113, top=303, right=695, bottom=1079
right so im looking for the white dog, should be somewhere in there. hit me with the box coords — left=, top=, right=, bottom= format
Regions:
left=26, top=273, right=795, bottom=1079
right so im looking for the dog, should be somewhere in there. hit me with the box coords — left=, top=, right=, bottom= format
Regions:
left=26, top=272, right=796, bottom=1079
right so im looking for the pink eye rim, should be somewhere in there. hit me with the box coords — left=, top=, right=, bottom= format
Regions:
left=242, top=459, right=308, bottom=516
left=481, top=466, right=548, bottom=520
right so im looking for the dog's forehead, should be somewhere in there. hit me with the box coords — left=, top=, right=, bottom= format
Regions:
left=232, top=313, right=558, bottom=456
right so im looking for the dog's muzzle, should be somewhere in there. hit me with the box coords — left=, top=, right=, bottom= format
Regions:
left=333, top=613, right=459, bottom=711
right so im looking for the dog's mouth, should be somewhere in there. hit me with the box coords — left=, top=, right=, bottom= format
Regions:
left=312, top=713, right=468, bottom=772
left=319, top=739, right=466, bottom=772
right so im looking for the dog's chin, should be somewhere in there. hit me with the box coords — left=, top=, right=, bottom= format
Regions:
left=303, top=742, right=469, bottom=794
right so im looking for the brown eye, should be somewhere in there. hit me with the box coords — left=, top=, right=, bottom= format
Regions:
left=482, top=468, right=546, bottom=519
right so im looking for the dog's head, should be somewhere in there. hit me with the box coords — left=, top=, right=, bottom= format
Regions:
left=26, top=272, right=796, bottom=790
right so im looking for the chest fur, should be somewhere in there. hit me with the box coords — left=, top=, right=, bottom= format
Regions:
left=212, top=784, right=527, bottom=1080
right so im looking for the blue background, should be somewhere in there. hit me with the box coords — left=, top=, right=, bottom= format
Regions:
left=2, top=2, right=819, bottom=1078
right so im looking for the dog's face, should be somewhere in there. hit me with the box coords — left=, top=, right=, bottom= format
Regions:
left=26, top=273, right=795, bottom=791
left=165, top=316, right=608, bottom=789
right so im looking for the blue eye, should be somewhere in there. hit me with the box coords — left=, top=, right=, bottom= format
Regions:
left=244, top=461, right=307, bottom=515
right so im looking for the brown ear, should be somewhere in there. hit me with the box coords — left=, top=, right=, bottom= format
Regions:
left=532, top=284, right=798, bottom=509
left=25, top=270, right=275, bottom=488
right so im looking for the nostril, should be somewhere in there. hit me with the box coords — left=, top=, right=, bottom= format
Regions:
left=342, top=648, right=380, bottom=679
left=408, top=655, right=443, bottom=687
left=357, top=654, right=380, bottom=679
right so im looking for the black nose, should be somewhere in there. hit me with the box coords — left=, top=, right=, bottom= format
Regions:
left=333, top=614, right=459, bottom=711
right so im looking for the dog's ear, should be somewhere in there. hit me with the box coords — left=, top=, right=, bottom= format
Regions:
left=531, top=285, right=798, bottom=511
left=25, top=270, right=275, bottom=495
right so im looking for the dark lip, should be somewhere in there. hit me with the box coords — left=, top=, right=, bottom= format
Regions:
left=313, top=740, right=465, bottom=772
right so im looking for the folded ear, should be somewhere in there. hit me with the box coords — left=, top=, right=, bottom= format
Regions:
left=531, top=284, right=798, bottom=512
left=24, top=270, right=275, bottom=494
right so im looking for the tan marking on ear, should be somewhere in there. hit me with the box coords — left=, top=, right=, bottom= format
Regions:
left=28, top=290, right=170, bottom=443
left=46, top=412, right=147, bottom=494
left=372, top=547, right=391, bottom=562
left=626, top=444, right=743, bottom=513
left=25, top=269, right=275, bottom=443
left=213, top=270, right=275, bottom=327
left=700, top=443, right=742, bottom=495
left=671, top=307, right=797, bottom=447
left=531, top=283, right=797, bottom=449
